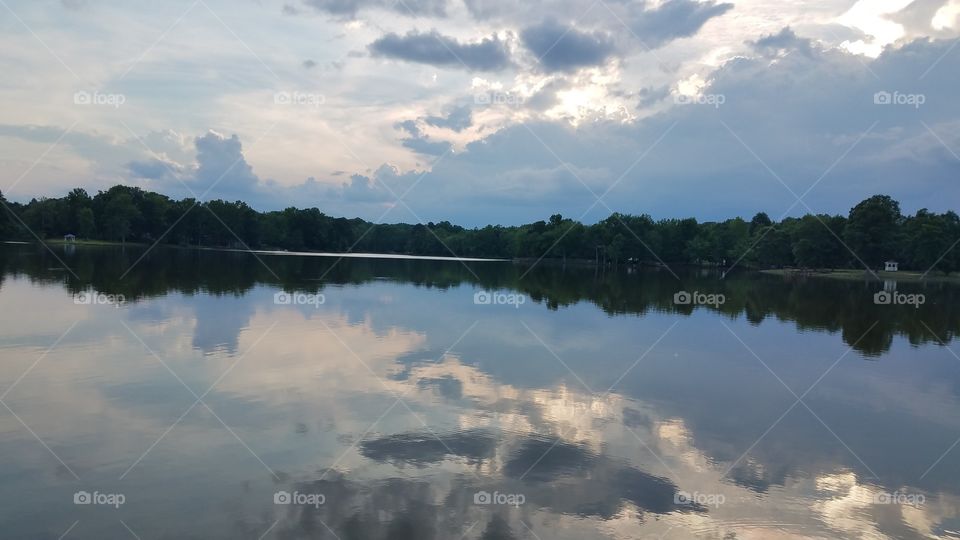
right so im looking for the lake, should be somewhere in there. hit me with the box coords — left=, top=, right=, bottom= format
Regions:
left=1, top=243, right=959, bottom=539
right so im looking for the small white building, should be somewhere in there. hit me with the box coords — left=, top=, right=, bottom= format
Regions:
left=63, top=234, right=77, bottom=242
left=884, top=260, right=899, bottom=272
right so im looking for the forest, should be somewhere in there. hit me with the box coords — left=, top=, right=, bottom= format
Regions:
left=0, top=185, right=957, bottom=273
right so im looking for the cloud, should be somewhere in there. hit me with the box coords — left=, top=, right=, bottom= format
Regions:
left=334, top=35, right=960, bottom=226
left=395, top=119, right=453, bottom=156
left=298, top=0, right=449, bottom=18
left=395, top=119, right=420, bottom=136
left=10, top=30, right=960, bottom=228
left=520, top=19, right=616, bottom=72
left=424, top=104, right=473, bottom=132
left=125, top=131, right=192, bottom=182
left=523, top=78, right=572, bottom=111
left=0, top=125, right=193, bottom=198
left=887, top=0, right=960, bottom=39
left=357, top=429, right=683, bottom=518
left=748, top=27, right=814, bottom=56
left=330, top=173, right=393, bottom=203
left=124, top=130, right=265, bottom=202
left=122, top=130, right=415, bottom=212
left=629, top=0, right=734, bottom=48
left=360, top=428, right=497, bottom=465
left=369, top=30, right=511, bottom=71
left=401, top=137, right=452, bottom=156
left=191, top=131, right=260, bottom=198
left=461, top=0, right=503, bottom=20
left=126, top=157, right=182, bottom=181
left=461, top=0, right=600, bottom=23
left=637, top=85, right=671, bottom=108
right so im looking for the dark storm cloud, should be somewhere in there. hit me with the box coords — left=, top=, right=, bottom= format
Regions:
left=520, top=19, right=616, bottom=72
left=629, top=0, right=734, bottom=48
left=369, top=30, right=511, bottom=71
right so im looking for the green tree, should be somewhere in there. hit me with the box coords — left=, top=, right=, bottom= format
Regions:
left=790, top=215, right=847, bottom=269
left=0, top=189, right=13, bottom=239
left=843, top=195, right=902, bottom=268
left=946, top=211, right=960, bottom=275
left=76, top=207, right=96, bottom=239
left=7, top=185, right=958, bottom=273
left=21, top=197, right=66, bottom=238
left=904, top=209, right=959, bottom=274
left=65, top=188, right=92, bottom=233
left=657, top=218, right=698, bottom=262
left=104, top=192, right=140, bottom=243
left=749, top=212, right=772, bottom=235
left=753, top=226, right=794, bottom=267
left=686, top=231, right=715, bottom=264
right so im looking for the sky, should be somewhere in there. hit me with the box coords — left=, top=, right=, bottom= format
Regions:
left=0, top=0, right=958, bottom=226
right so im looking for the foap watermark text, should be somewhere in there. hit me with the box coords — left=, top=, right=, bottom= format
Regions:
left=274, top=291, right=325, bottom=308
left=874, top=491, right=925, bottom=507
left=74, top=90, right=126, bottom=108
left=874, top=291, right=924, bottom=308
left=674, top=290, right=725, bottom=307
left=474, top=490, right=525, bottom=507
left=74, top=291, right=126, bottom=306
left=674, top=93, right=725, bottom=108
left=274, top=490, right=325, bottom=508
left=474, top=91, right=524, bottom=107
left=274, top=91, right=325, bottom=108
left=474, top=290, right=526, bottom=308
left=675, top=490, right=725, bottom=508
left=74, top=490, right=125, bottom=508
left=874, top=91, right=925, bottom=108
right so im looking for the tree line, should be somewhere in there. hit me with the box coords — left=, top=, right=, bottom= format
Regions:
left=0, top=185, right=957, bottom=273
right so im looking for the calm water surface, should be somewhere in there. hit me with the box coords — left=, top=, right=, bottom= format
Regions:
left=1, top=244, right=959, bottom=539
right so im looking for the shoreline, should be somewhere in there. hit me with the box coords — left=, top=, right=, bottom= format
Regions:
left=12, top=239, right=507, bottom=263
left=12, top=242, right=960, bottom=282
left=760, top=268, right=960, bottom=284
